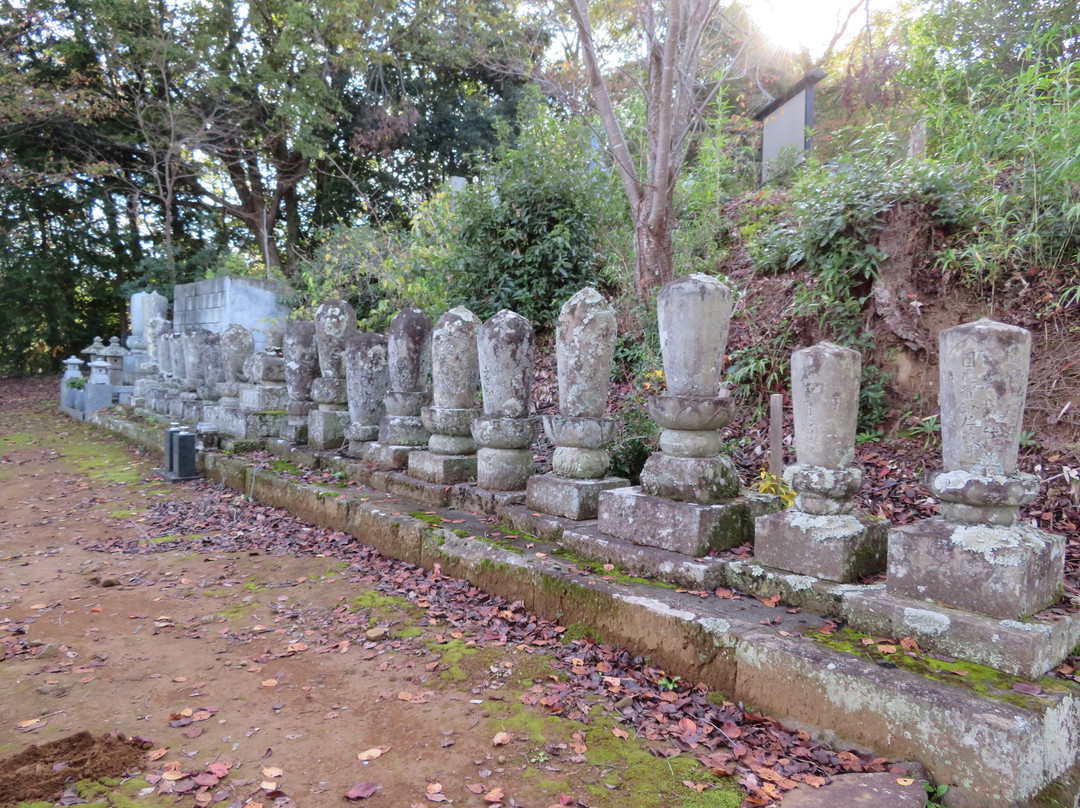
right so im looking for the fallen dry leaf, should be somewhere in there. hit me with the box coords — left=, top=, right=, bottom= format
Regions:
left=262, top=767, right=283, bottom=778
left=492, top=731, right=511, bottom=746
left=611, top=727, right=629, bottom=739
left=345, top=782, right=379, bottom=800
left=358, top=746, right=390, bottom=762
left=261, top=678, right=278, bottom=687
left=484, top=787, right=505, bottom=802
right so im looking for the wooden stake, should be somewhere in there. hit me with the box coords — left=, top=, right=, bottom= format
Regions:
left=769, top=393, right=784, bottom=480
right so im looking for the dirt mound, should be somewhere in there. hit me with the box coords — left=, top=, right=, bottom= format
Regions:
left=0, top=731, right=147, bottom=806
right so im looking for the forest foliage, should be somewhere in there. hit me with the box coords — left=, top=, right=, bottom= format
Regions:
left=0, top=0, right=1077, bottom=394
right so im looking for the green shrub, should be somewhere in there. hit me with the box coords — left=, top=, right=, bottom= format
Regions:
left=444, top=100, right=614, bottom=324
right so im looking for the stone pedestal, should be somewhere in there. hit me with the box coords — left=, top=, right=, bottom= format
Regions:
left=755, top=510, right=888, bottom=582
left=597, top=487, right=774, bottom=556
left=410, top=407, right=478, bottom=483
left=754, top=342, right=885, bottom=582
left=526, top=475, right=626, bottom=521
left=885, top=318, right=1064, bottom=620
left=309, top=377, right=349, bottom=451
left=887, top=519, right=1064, bottom=620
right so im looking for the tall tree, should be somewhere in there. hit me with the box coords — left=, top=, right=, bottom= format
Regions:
left=565, top=0, right=740, bottom=299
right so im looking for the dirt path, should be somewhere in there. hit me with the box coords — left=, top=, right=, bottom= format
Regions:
left=1, top=383, right=759, bottom=808
left=2, top=380, right=926, bottom=808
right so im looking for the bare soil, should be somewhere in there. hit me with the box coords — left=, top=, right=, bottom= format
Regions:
left=1, top=380, right=750, bottom=808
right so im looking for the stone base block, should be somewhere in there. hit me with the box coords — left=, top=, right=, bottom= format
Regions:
left=887, top=518, right=1065, bottom=620
left=181, top=400, right=203, bottom=422
left=408, top=451, right=477, bottom=484
left=843, top=589, right=1080, bottom=679
left=452, top=484, right=526, bottom=513
left=307, top=409, right=350, bottom=451
left=598, top=487, right=776, bottom=556
left=362, top=441, right=416, bottom=471
left=345, top=423, right=379, bottom=443
left=477, top=447, right=534, bottom=491
left=282, top=417, right=308, bottom=444
left=640, top=452, right=740, bottom=504
left=754, top=510, right=887, bottom=583
left=526, top=474, right=629, bottom=521
left=239, top=384, right=287, bottom=412
left=379, top=414, right=430, bottom=447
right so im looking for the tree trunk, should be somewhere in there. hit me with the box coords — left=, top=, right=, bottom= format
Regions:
left=634, top=213, right=675, bottom=300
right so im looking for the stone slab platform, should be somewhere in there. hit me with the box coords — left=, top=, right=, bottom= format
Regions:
left=89, top=409, right=1080, bottom=807
left=843, top=589, right=1080, bottom=680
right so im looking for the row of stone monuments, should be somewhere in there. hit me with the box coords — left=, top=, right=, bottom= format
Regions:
left=65, top=275, right=1065, bottom=673
left=109, top=275, right=1062, bottom=631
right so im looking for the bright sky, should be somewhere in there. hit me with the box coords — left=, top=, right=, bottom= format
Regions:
left=744, top=0, right=893, bottom=57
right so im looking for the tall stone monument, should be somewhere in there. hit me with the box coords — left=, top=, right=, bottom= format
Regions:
left=596, top=275, right=774, bottom=556
left=472, top=309, right=537, bottom=491
left=527, top=288, right=627, bottom=519
left=343, top=333, right=390, bottom=457
left=754, top=342, right=886, bottom=581
left=887, top=318, right=1064, bottom=620
left=308, top=300, right=356, bottom=451
left=363, top=308, right=432, bottom=469
left=282, top=321, right=318, bottom=443
left=409, top=306, right=482, bottom=484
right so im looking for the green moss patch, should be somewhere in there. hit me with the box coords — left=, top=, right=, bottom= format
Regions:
left=483, top=703, right=742, bottom=808
left=812, top=627, right=1076, bottom=710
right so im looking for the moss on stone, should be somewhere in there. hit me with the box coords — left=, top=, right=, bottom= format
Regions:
left=548, top=547, right=677, bottom=589
left=270, top=460, right=301, bottom=474
left=813, top=627, right=1077, bottom=710
left=410, top=511, right=444, bottom=527
left=561, top=623, right=602, bottom=645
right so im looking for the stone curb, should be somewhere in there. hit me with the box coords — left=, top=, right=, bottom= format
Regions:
left=87, top=409, right=1080, bottom=807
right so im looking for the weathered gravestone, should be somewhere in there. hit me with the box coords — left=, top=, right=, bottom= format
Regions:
left=343, top=333, right=390, bottom=457
left=409, top=306, right=482, bottom=484
left=527, top=288, right=627, bottom=519
left=887, top=318, right=1064, bottom=620
left=363, top=308, right=432, bottom=469
left=754, top=342, right=886, bottom=581
left=472, top=309, right=537, bottom=492
left=282, top=321, right=318, bottom=444
left=308, top=300, right=356, bottom=451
